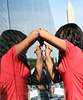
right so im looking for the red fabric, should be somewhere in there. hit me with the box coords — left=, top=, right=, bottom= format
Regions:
left=0, top=45, right=30, bottom=100
left=58, top=40, right=83, bottom=100
left=0, top=83, right=2, bottom=99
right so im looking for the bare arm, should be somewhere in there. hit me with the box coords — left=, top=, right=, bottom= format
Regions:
left=16, top=30, right=39, bottom=55
left=38, top=28, right=66, bottom=51
left=45, top=44, right=61, bottom=83
left=34, top=45, right=43, bottom=81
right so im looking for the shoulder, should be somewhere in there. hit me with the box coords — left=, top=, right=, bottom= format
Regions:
left=65, top=40, right=77, bottom=56
left=1, top=45, right=18, bottom=62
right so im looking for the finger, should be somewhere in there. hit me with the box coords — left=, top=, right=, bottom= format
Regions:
left=41, top=50, right=43, bottom=53
left=34, top=49, right=37, bottom=53
left=46, top=44, right=52, bottom=51
left=39, top=28, right=41, bottom=30
left=45, top=44, right=47, bottom=49
left=38, top=28, right=43, bottom=31
left=49, top=48, right=52, bottom=52
left=49, top=45, right=52, bottom=49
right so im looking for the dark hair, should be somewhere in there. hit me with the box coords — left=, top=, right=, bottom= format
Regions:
left=0, top=30, right=29, bottom=68
left=55, top=23, right=83, bottom=65
left=55, top=23, right=83, bottom=50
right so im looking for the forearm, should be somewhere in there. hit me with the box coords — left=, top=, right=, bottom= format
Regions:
left=16, top=30, right=39, bottom=55
left=46, top=56, right=55, bottom=80
left=40, top=31, right=66, bottom=51
left=46, top=56, right=59, bottom=83
left=35, top=56, right=43, bottom=81
left=29, top=55, right=43, bottom=85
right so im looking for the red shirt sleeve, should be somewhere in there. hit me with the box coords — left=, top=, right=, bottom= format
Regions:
left=6, top=45, right=18, bottom=61
left=65, top=40, right=76, bottom=58
left=1, top=45, right=18, bottom=83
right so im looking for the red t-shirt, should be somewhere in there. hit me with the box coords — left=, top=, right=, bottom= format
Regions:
left=0, top=45, right=30, bottom=100
left=58, top=40, right=83, bottom=100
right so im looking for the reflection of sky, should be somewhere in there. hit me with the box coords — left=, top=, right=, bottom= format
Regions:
left=1, top=0, right=82, bottom=61
left=0, top=0, right=82, bottom=61
left=2, top=0, right=82, bottom=61
left=0, top=0, right=58, bottom=62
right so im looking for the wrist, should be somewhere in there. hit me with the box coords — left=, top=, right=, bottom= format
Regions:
left=45, top=55, right=51, bottom=62
left=46, top=54, right=50, bottom=58
left=46, top=57, right=53, bottom=67
left=37, top=55, right=43, bottom=60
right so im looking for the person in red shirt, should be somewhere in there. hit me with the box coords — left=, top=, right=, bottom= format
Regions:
left=0, top=30, right=43, bottom=100
left=38, top=23, right=83, bottom=100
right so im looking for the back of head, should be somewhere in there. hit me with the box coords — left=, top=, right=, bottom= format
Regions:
left=0, top=30, right=27, bottom=59
left=55, top=23, right=83, bottom=50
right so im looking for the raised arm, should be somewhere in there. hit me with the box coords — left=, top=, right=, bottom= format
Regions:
left=34, top=45, right=43, bottom=81
left=16, top=30, right=39, bottom=55
left=45, top=44, right=61, bottom=83
left=38, top=28, right=66, bottom=51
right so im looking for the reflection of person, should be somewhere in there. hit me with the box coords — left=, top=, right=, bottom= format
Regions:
left=30, top=46, right=51, bottom=100
left=38, top=23, right=83, bottom=100
left=28, top=45, right=43, bottom=100
left=37, top=60, right=51, bottom=100
left=0, top=30, right=43, bottom=100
